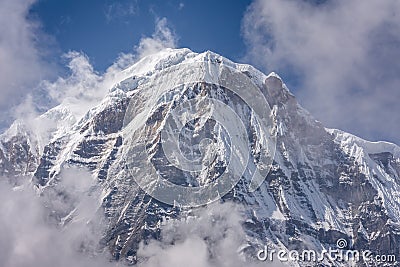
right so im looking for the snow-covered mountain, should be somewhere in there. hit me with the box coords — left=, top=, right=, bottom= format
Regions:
left=1, top=48, right=399, bottom=266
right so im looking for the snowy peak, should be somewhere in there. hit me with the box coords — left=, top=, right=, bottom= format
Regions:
left=113, top=48, right=289, bottom=93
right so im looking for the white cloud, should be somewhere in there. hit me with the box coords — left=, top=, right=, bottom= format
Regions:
left=135, top=17, right=178, bottom=58
left=41, top=51, right=105, bottom=119
left=242, top=0, right=400, bottom=143
left=0, top=0, right=54, bottom=129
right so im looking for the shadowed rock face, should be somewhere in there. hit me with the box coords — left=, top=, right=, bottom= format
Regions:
left=0, top=134, right=37, bottom=181
left=369, top=152, right=400, bottom=179
left=1, top=49, right=399, bottom=266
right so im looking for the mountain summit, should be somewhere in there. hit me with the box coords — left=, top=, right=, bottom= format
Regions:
left=1, top=48, right=399, bottom=266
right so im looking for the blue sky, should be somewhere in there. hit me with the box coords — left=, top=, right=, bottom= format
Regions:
left=1, top=0, right=399, bottom=144
left=30, top=0, right=252, bottom=71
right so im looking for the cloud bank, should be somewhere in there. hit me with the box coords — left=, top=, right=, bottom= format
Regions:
left=242, top=0, right=400, bottom=144
left=0, top=175, right=282, bottom=267
left=137, top=202, right=282, bottom=267
left=0, top=168, right=116, bottom=267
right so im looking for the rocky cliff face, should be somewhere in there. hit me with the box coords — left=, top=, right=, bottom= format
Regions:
left=1, top=48, right=399, bottom=266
